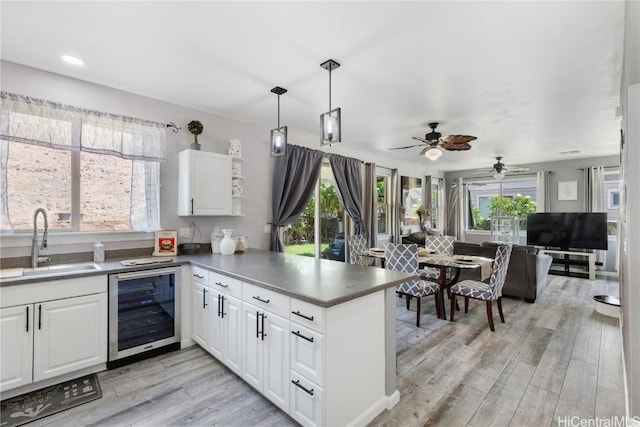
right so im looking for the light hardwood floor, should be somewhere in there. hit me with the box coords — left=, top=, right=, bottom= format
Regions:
left=27, top=274, right=624, bottom=427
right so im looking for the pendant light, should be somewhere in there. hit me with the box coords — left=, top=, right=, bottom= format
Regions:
left=270, top=86, right=288, bottom=157
left=320, top=59, right=341, bottom=147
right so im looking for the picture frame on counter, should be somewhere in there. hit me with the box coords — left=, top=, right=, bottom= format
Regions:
left=153, top=230, right=178, bottom=256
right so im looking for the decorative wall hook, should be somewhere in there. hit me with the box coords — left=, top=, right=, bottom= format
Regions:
left=166, top=122, right=181, bottom=133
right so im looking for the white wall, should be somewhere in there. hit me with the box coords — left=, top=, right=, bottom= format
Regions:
left=0, top=60, right=441, bottom=258
left=619, top=0, right=640, bottom=417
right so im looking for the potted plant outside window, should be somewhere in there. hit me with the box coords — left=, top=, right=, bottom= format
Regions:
left=188, top=120, right=203, bottom=150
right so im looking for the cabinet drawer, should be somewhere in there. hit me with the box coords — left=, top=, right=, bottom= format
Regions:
left=191, top=266, right=209, bottom=285
left=209, top=272, right=242, bottom=299
left=290, top=371, right=324, bottom=427
left=242, top=283, right=289, bottom=318
left=291, top=324, right=324, bottom=387
left=290, top=298, right=325, bottom=334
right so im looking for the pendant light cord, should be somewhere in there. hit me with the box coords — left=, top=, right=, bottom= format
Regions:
left=328, top=68, right=332, bottom=111
left=277, top=94, right=281, bottom=128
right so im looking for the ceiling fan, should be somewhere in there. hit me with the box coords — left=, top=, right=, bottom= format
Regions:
left=389, top=122, right=477, bottom=160
left=473, top=156, right=530, bottom=180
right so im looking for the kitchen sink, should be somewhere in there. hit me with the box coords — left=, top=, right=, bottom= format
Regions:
left=21, top=262, right=102, bottom=277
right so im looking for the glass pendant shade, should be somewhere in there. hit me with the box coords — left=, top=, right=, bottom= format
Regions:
left=320, top=107, right=341, bottom=146
left=270, top=126, right=287, bottom=157
left=270, top=86, right=288, bottom=157
left=424, top=147, right=442, bottom=161
left=493, top=171, right=505, bottom=180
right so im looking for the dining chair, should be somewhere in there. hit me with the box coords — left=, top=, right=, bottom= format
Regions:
left=449, top=244, right=513, bottom=331
left=419, top=235, right=455, bottom=281
left=347, top=235, right=374, bottom=266
left=385, top=243, right=439, bottom=327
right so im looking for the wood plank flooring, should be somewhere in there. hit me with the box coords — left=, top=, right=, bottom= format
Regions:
left=25, top=275, right=624, bottom=427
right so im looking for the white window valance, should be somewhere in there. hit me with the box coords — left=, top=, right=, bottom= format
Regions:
left=0, top=91, right=167, bottom=161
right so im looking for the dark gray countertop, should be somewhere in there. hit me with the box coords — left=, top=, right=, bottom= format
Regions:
left=1, top=249, right=413, bottom=308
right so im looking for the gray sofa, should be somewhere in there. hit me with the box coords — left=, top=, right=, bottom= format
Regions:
left=453, top=241, right=553, bottom=303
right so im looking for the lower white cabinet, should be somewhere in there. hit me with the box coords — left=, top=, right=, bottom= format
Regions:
left=34, top=293, right=108, bottom=382
left=190, top=269, right=242, bottom=376
left=0, top=292, right=108, bottom=393
left=209, top=289, right=242, bottom=375
left=0, top=305, right=34, bottom=391
left=290, top=370, right=325, bottom=427
left=190, top=270, right=389, bottom=427
left=241, top=301, right=290, bottom=412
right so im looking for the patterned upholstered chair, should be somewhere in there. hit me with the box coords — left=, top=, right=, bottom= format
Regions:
left=449, top=244, right=513, bottom=331
left=347, top=235, right=374, bottom=266
left=419, top=235, right=456, bottom=281
left=386, top=243, right=440, bottom=327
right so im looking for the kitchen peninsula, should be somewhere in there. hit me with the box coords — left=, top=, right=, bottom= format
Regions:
left=185, top=249, right=411, bottom=426
left=1, top=249, right=413, bottom=426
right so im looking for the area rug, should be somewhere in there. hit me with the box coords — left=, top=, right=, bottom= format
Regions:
left=1, top=374, right=101, bottom=427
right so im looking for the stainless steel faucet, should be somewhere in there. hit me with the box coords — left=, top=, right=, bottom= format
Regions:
left=31, top=208, right=50, bottom=268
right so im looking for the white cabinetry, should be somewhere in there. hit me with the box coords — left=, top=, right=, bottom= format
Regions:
left=0, top=305, right=34, bottom=391
left=34, top=294, right=107, bottom=382
left=0, top=276, right=107, bottom=394
left=209, top=272, right=242, bottom=375
left=190, top=267, right=242, bottom=375
left=190, top=265, right=211, bottom=349
left=289, top=299, right=325, bottom=427
left=241, top=283, right=290, bottom=412
left=178, top=149, right=232, bottom=216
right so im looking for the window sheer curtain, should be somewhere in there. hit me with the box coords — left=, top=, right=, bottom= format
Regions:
left=328, top=153, right=364, bottom=235
left=270, top=145, right=324, bottom=252
left=0, top=91, right=167, bottom=231
left=445, top=177, right=465, bottom=239
left=584, top=166, right=607, bottom=269
left=536, top=171, right=550, bottom=212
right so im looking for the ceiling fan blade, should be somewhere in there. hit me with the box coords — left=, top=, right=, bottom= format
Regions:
left=442, top=141, right=472, bottom=151
left=389, top=143, right=425, bottom=150
left=505, top=166, right=530, bottom=172
left=472, top=169, right=494, bottom=175
left=411, top=136, right=432, bottom=143
left=443, top=135, right=477, bottom=144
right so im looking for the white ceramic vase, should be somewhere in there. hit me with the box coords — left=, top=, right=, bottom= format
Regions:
left=220, top=229, right=235, bottom=255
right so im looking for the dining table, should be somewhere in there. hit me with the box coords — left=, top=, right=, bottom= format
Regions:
left=363, top=249, right=494, bottom=320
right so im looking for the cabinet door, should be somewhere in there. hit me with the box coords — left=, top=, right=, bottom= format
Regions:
left=291, top=324, right=324, bottom=386
left=33, top=293, right=107, bottom=382
left=208, top=289, right=224, bottom=360
left=241, top=302, right=262, bottom=391
left=262, top=311, right=290, bottom=411
left=222, top=295, right=242, bottom=375
left=0, top=305, right=33, bottom=392
left=191, top=282, right=209, bottom=348
left=179, top=150, right=232, bottom=216
left=290, top=371, right=325, bottom=427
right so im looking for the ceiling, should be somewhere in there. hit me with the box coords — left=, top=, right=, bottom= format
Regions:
left=0, top=1, right=626, bottom=172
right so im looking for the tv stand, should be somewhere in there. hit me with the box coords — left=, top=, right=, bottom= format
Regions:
left=539, top=249, right=596, bottom=280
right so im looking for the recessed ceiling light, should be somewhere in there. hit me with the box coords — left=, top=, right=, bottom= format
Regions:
left=61, top=55, right=84, bottom=66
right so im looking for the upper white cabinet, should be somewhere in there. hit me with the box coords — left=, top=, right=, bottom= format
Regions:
left=178, top=149, right=232, bottom=216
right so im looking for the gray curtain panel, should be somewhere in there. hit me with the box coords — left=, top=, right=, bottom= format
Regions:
left=328, top=153, right=364, bottom=235
left=423, top=175, right=433, bottom=230
left=270, top=144, right=324, bottom=252
left=391, top=168, right=401, bottom=243
left=363, top=162, right=377, bottom=247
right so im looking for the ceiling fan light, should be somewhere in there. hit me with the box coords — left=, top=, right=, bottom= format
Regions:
left=424, top=147, right=442, bottom=161
left=493, top=171, right=505, bottom=180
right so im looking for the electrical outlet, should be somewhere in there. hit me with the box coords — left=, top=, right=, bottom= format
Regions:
left=179, top=227, right=190, bottom=238
left=264, top=225, right=271, bottom=234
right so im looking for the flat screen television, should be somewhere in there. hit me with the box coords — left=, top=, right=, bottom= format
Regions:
left=526, top=212, right=608, bottom=250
